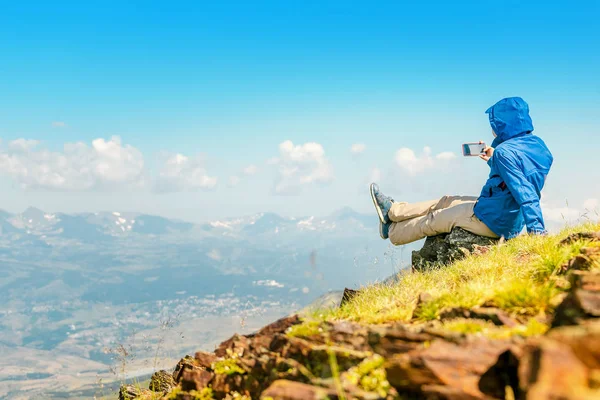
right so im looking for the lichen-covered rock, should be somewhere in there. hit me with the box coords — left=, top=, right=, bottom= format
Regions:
left=118, top=384, right=154, bottom=400
left=149, top=369, right=176, bottom=392
left=412, top=227, right=499, bottom=271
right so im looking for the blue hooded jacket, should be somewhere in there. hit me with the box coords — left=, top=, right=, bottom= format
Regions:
left=473, top=97, right=553, bottom=239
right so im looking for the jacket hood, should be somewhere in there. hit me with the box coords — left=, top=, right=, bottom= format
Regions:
left=486, top=97, right=534, bottom=146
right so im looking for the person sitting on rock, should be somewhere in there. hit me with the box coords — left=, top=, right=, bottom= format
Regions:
left=370, top=97, right=553, bottom=245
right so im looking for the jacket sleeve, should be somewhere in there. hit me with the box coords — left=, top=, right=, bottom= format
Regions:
left=492, top=151, right=546, bottom=234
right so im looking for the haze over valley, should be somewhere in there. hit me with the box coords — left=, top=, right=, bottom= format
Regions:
left=0, top=206, right=410, bottom=398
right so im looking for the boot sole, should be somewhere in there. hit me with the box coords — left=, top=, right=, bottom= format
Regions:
left=370, top=183, right=386, bottom=224
left=379, top=221, right=388, bottom=240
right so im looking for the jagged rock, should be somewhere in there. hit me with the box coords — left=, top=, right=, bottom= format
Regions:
left=249, top=314, right=302, bottom=351
left=216, top=333, right=251, bottom=358
left=274, top=335, right=371, bottom=378
left=149, top=369, right=176, bottom=392
left=172, top=355, right=203, bottom=383
left=518, top=337, right=591, bottom=399
left=479, top=323, right=600, bottom=399
left=323, top=321, right=373, bottom=351
left=438, top=307, right=519, bottom=327
left=552, top=271, right=600, bottom=327
left=478, top=346, right=523, bottom=399
left=384, top=338, right=510, bottom=398
left=421, top=385, right=484, bottom=400
left=180, top=368, right=214, bottom=392
left=412, top=228, right=499, bottom=271
left=211, top=373, right=248, bottom=397
left=118, top=384, right=154, bottom=400
left=546, top=321, right=600, bottom=371
left=254, top=315, right=302, bottom=337
left=260, top=379, right=338, bottom=400
left=340, top=288, right=360, bottom=307
left=289, top=320, right=373, bottom=352
left=368, top=323, right=438, bottom=357
left=194, top=350, right=217, bottom=369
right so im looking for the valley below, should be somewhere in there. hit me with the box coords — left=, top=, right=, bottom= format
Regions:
left=0, top=207, right=414, bottom=399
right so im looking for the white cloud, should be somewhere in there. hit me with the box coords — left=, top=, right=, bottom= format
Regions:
left=242, top=164, right=258, bottom=176
left=207, top=249, right=222, bottom=261
left=542, top=199, right=600, bottom=225
left=8, top=139, right=40, bottom=152
left=350, top=143, right=366, bottom=155
left=583, top=198, right=599, bottom=211
left=154, top=153, right=217, bottom=192
left=542, top=203, right=581, bottom=223
left=435, top=151, right=456, bottom=161
left=228, top=176, right=240, bottom=187
left=270, top=140, right=334, bottom=195
left=395, top=146, right=456, bottom=175
left=0, top=136, right=145, bottom=190
left=51, top=121, right=67, bottom=128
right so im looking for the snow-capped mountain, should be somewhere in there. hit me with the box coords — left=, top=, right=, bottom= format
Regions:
left=201, top=206, right=377, bottom=239
left=0, top=208, right=195, bottom=241
left=1, top=206, right=378, bottom=241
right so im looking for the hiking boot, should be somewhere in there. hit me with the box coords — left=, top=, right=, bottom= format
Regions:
left=370, top=183, right=393, bottom=224
left=379, top=220, right=391, bottom=240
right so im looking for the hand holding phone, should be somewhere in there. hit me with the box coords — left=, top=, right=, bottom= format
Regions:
left=462, top=142, right=486, bottom=157
left=479, top=144, right=494, bottom=161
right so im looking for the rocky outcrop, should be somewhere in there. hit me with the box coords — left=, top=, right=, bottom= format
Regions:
left=552, top=270, right=600, bottom=327
left=119, top=231, right=600, bottom=399
left=150, top=370, right=177, bottom=393
left=411, top=228, right=499, bottom=271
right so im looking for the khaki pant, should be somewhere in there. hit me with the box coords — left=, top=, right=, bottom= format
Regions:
left=388, top=196, right=499, bottom=245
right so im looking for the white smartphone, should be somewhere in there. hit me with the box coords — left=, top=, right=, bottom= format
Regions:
left=462, top=142, right=486, bottom=157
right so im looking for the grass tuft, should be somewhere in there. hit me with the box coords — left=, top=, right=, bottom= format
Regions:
left=212, top=358, right=246, bottom=376
left=286, top=320, right=324, bottom=338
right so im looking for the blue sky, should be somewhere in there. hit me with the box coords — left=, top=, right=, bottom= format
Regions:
left=0, top=1, right=598, bottom=224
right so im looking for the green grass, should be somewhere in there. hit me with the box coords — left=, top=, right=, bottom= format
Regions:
left=286, top=320, right=324, bottom=338
left=342, top=355, right=390, bottom=397
left=212, top=358, right=246, bottom=375
left=304, top=222, right=600, bottom=331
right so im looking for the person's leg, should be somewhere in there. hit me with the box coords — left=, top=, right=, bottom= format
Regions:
left=388, top=200, right=498, bottom=245
left=388, top=195, right=478, bottom=223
